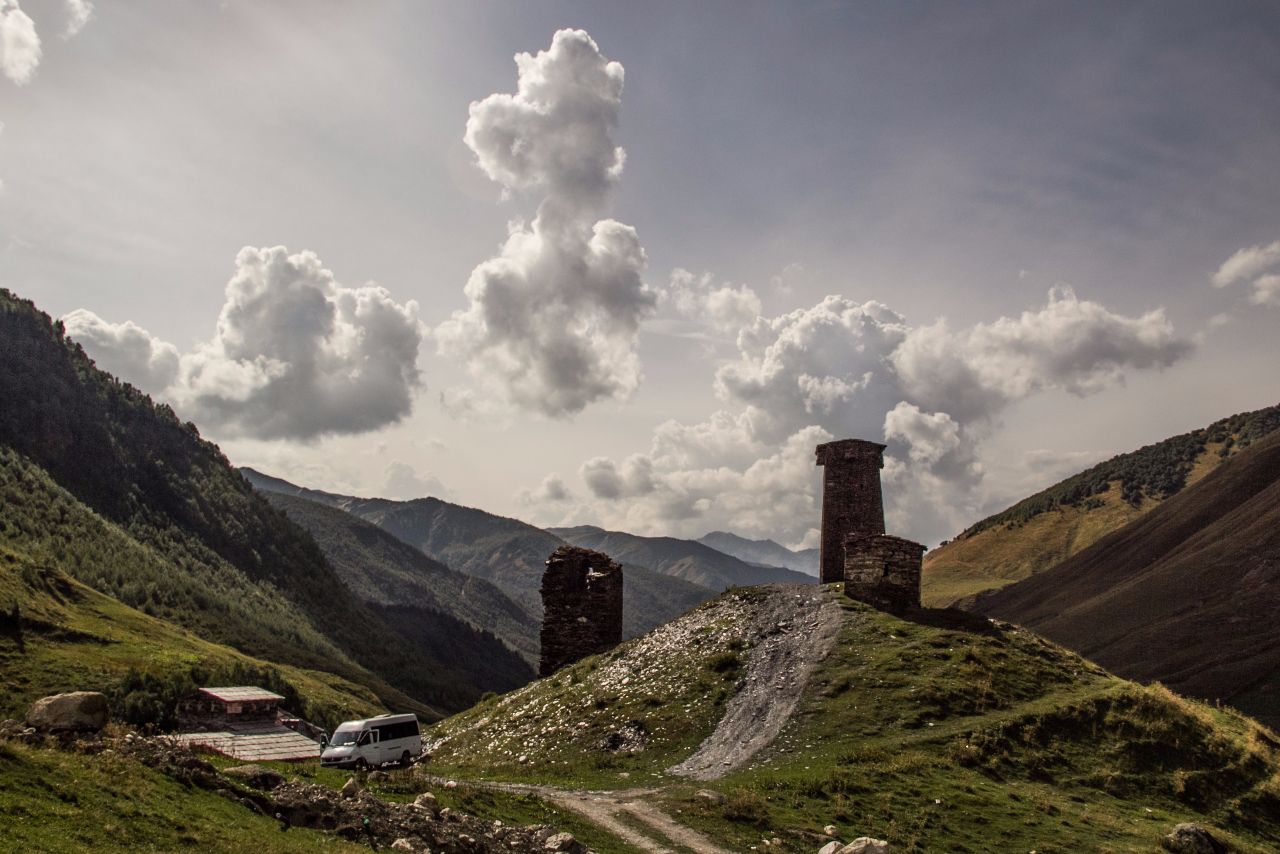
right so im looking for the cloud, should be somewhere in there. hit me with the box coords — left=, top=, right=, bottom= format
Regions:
left=892, top=285, right=1191, bottom=423
left=435, top=29, right=657, bottom=417
left=544, top=286, right=1193, bottom=546
left=0, top=0, right=40, bottom=85
left=62, top=309, right=181, bottom=392
left=1252, top=274, right=1280, bottom=307
left=382, top=461, right=446, bottom=500
left=517, top=473, right=573, bottom=505
left=63, top=0, right=92, bottom=38
left=664, top=268, right=762, bottom=334
left=67, top=246, right=424, bottom=441
left=1211, top=240, right=1280, bottom=289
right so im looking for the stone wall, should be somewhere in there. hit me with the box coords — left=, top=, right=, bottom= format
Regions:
left=815, top=439, right=887, bottom=583
left=843, top=533, right=925, bottom=613
left=539, top=545, right=624, bottom=677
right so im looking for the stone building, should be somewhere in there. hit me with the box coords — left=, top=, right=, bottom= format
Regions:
left=843, top=533, right=926, bottom=613
left=816, top=437, right=926, bottom=613
left=815, top=438, right=887, bottom=583
left=539, top=545, right=624, bottom=677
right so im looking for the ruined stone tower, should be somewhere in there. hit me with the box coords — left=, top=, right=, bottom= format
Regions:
left=843, top=533, right=925, bottom=613
left=815, top=438, right=887, bottom=584
left=539, top=546, right=624, bottom=677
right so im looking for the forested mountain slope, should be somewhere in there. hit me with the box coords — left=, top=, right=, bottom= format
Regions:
left=242, top=469, right=716, bottom=640
left=924, top=403, right=1280, bottom=606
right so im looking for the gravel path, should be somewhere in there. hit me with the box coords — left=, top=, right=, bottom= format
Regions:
left=667, top=585, right=844, bottom=780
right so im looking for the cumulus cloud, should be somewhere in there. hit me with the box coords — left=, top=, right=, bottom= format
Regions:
left=0, top=0, right=40, bottom=85
left=62, top=309, right=181, bottom=392
left=1211, top=240, right=1280, bottom=289
left=382, top=461, right=446, bottom=500
left=545, top=286, right=1192, bottom=546
left=517, top=473, right=574, bottom=505
left=436, top=29, right=656, bottom=417
left=66, top=246, right=424, bottom=441
left=1252, top=274, right=1280, bottom=307
left=63, top=0, right=92, bottom=38
left=663, top=268, right=762, bottom=334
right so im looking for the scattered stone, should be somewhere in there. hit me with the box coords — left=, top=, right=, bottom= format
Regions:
left=222, top=764, right=285, bottom=791
left=368, top=770, right=389, bottom=783
left=837, top=839, right=891, bottom=854
left=340, top=777, right=360, bottom=799
left=695, top=789, right=727, bottom=805
left=444, top=779, right=458, bottom=789
left=25, top=692, right=109, bottom=733
left=819, top=842, right=843, bottom=854
left=543, top=831, right=584, bottom=852
left=1162, top=823, right=1227, bottom=854
left=412, top=792, right=438, bottom=811
left=390, top=839, right=414, bottom=851
left=824, top=824, right=838, bottom=836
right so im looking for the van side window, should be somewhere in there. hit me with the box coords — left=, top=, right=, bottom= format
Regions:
left=374, top=720, right=419, bottom=741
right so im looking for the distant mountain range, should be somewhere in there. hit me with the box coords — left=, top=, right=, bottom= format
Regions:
left=550, top=525, right=815, bottom=590
left=973, top=427, right=1280, bottom=728
left=696, top=530, right=819, bottom=576
left=924, top=403, right=1280, bottom=607
left=241, top=470, right=717, bottom=642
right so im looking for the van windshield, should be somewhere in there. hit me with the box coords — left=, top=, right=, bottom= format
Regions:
left=329, top=730, right=360, bottom=747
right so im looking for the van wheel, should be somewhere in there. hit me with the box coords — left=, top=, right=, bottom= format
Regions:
left=355, top=758, right=368, bottom=772
left=400, top=751, right=412, bottom=768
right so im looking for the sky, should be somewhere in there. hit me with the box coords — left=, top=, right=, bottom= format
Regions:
left=3, top=0, right=1279, bottom=548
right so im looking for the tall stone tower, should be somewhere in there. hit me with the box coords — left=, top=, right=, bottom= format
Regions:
left=539, top=546, right=624, bottom=677
left=815, top=438, right=887, bottom=584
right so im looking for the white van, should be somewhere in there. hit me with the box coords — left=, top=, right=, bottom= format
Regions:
left=320, top=713, right=421, bottom=770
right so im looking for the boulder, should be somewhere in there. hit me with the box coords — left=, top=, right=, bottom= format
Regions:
left=412, top=792, right=438, bottom=811
left=223, top=764, right=285, bottom=790
left=839, top=839, right=891, bottom=854
left=544, top=831, right=585, bottom=852
left=340, top=777, right=361, bottom=799
left=390, top=840, right=415, bottom=852
left=25, top=692, right=109, bottom=733
left=1162, top=823, right=1227, bottom=854
left=819, top=843, right=843, bottom=854
left=368, top=770, right=390, bottom=783
left=824, top=825, right=839, bottom=836
left=695, top=789, right=728, bottom=805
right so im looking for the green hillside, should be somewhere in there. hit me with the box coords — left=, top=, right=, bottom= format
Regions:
left=242, top=469, right=716, bottom=641
left=427, top=586, right=1280, bottom=853
left=924, top=402, right=1280, bottom=606
left=0, top=288, right=514, bottom=716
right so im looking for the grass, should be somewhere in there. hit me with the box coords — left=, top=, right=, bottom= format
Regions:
left=425, top=588, right=1280, bottom=853
left=0, top=739, right=364, bottom=853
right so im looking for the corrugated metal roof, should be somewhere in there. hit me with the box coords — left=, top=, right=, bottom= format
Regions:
left=172, top=723, right=320, bottom=762
left=197, top=686, right=285, bottom=703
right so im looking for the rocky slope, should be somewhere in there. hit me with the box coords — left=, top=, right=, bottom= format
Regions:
left=923, top=402, right=1280, bottom=606
left=974, top=428, right=1280, bottom=729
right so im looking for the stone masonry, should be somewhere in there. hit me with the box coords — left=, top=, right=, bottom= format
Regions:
left=815, top=439, right=887, bottom=583
left=539, top=546, right=624, bottom=677
left=843, top=533, right=925, bottom=614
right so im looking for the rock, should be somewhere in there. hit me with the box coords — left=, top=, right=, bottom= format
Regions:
left=1162, top=823, right=1227, bottom=854
left=819, top=843, right=843, bottom=854
left=390, top=839, right=414, bottom=851
left=340, top=777, right=360, bottom=799
left=444, top=779, right=458, bottom=789
left=838, top=839, right=891, bottom=854
left=413, top=792, right=438, bottom=811
left=824, top=825, right=839, bottom=837
left=25, top=692, right=109, bottom=733
left=222, top=764, right=285, bottom=791
left=544, top=831, right=584, bottom=852
left=695, top=789, right=727, bottom=805
left=368, top=770, right=389, bottom=783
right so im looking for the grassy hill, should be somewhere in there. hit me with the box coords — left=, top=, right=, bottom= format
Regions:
left=924, top=403, right=1280, bottom=606
left=427, top=586, right=1280, bottom=852
left=262, top=491, right=537, bottom=681
left=974, top=429, right=1280, bottom=730
left=242, top=469, right=716, bottom=641
left=0, top=288, right=519, bottom=717
left=551, top=525, right=816, bottom=590
left=698, top=530, right=819, bottom=576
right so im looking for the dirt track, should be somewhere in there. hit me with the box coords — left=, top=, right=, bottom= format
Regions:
left=667, top=585, right=844, bottom=780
